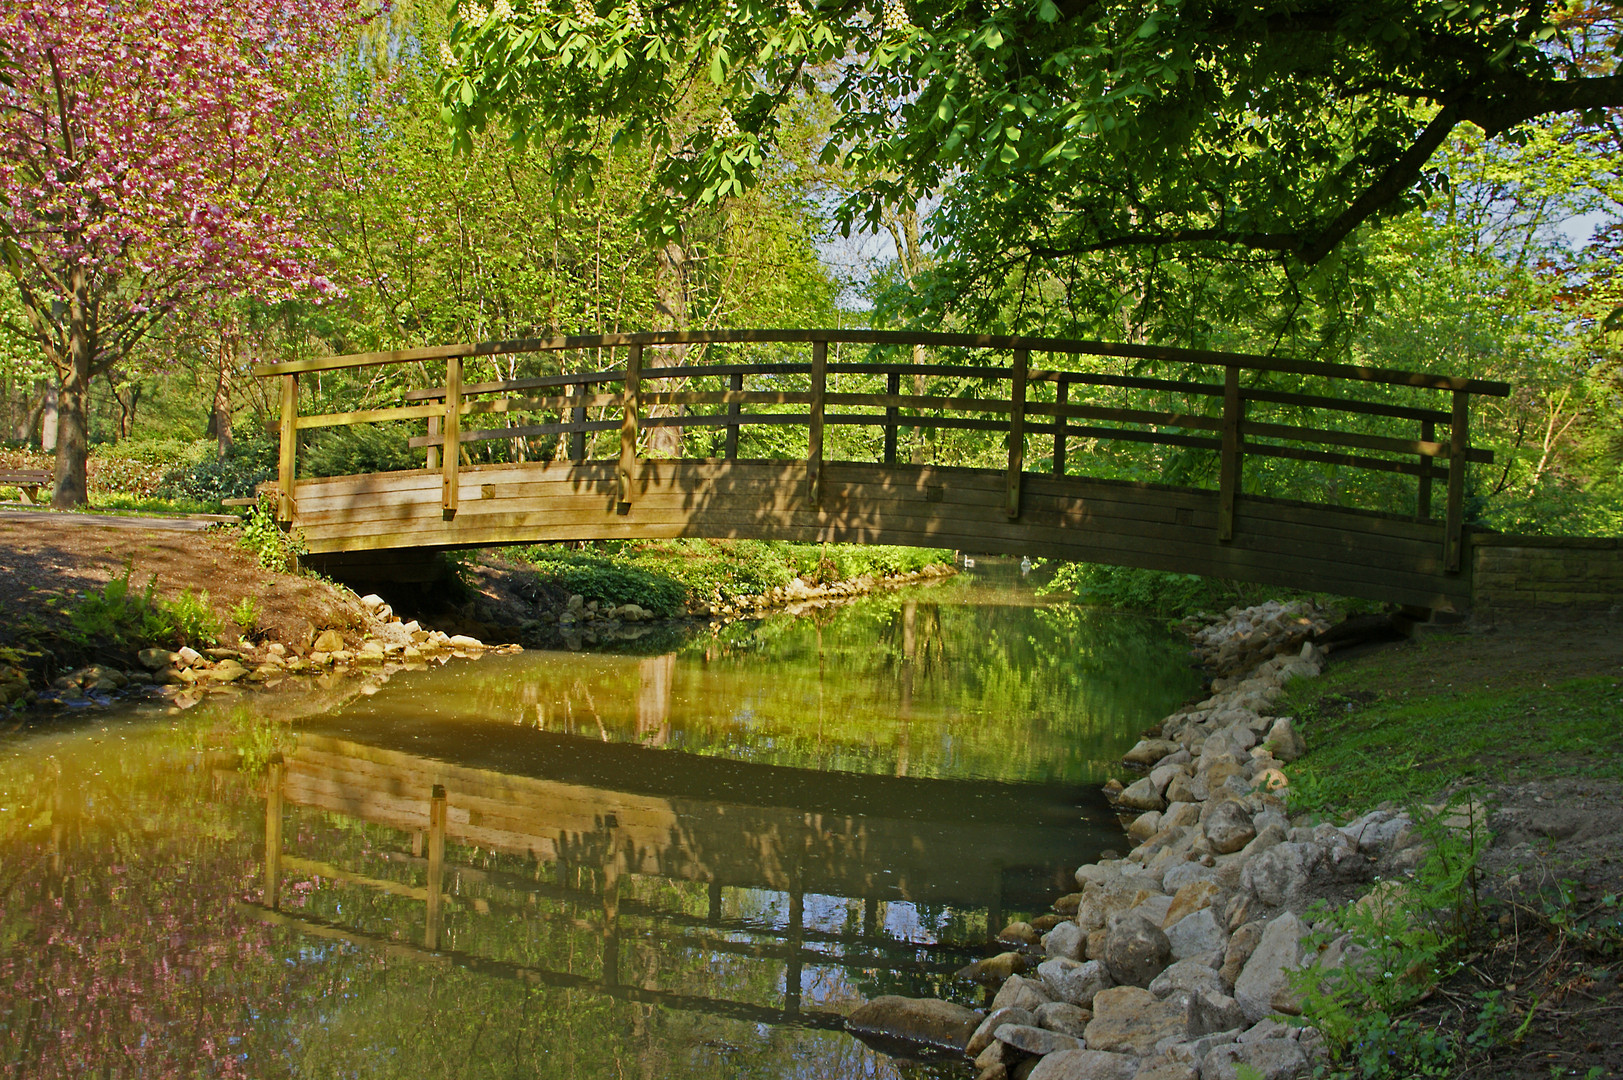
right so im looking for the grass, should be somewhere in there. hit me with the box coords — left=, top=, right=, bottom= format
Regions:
left=1281, top=666, right=1623, bottom=818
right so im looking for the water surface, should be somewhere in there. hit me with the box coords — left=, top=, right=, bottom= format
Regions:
left=0, top=564, right=1198, bottom=1078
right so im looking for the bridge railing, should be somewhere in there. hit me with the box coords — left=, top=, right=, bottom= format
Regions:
left=252, top=329, right=1510, bottom=572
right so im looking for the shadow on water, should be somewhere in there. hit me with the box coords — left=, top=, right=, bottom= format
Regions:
left=0, top=562, right=1200, bottom=1079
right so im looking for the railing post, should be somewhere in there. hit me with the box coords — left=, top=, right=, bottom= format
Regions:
left=1417, top=419, right=1435, bottom=520
left=1445, top=391, right=1468, bottom=573
left=570, top=382, right=586, bottom=462
left=807, top=339, right=826, bottom=507
left=264, top=752, right=283, bottom=909
left=441, top=356, right=461, bottom=519
left=1006, top=349, right=1028, bottom=519
left=725, top=371, right=742, bottom=461
left=884, top=370, right=900, bottom=466
left=277, top=374, right=298, bottom=524
left=1218, top=365, right=1243, bottom=542
left=425, top=413, right=440, bottom=471
left=426, top=784, right=446, bottom=950
left=1052, top=376, right=1068, bottom=477
left=618, top=345, right=642, bottom=509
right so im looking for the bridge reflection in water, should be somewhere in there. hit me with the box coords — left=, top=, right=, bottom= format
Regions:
left=245, top=655, right=1108, bottom=1033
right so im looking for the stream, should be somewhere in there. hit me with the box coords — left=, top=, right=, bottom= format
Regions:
left=0, top=559, right=1201, bottom=1078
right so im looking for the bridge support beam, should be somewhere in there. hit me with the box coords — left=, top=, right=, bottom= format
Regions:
left=619, top=345, right=642, bottom=510
left=1218, top=366, right=1243, bottom=542
left=277, top=374, right=298, bottom=524
left=441, top=357, right=461, bottom=520
left=1006, top=349, right=1027, bottom=519
left=1445, top=391, right=1468, bottom=573
left=807, top=340, right=826, bottom=507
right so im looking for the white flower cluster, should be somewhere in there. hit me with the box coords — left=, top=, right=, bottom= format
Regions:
left=714, top=111, right=741, bottom=140
left=491, top=0, right=515, bottom=20
left=880, top=0, right=909, bottom=34
left=955, top=42, right=986, bottom=96
left=785, top=0, right=805, bottom=16
left=439, top=40, right=458, bottom=67
left=574, top=0, right=599, bottom=25
left=459, top=0, right=490, bottom=23
left=725, top=0, right=739, bottom=18
left=624, top=0, right=644, bottom=33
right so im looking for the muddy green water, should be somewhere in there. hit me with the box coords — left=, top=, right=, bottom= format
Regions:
left=0, top=562, right=1199, bottom=1078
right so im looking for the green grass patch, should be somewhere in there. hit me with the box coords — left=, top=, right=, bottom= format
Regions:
left=1282, top=673, right=1623, bottom=818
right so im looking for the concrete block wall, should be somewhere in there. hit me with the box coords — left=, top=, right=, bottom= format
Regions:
left=1470, top=533, right=1623, bottom=614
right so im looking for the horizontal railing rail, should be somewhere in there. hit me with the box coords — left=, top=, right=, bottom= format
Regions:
left=254, top=328, right=1512, bottom=573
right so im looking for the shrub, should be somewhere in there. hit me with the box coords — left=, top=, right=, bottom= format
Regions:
left=238, top=503, right=306, bottom=571
left=301, top=425, right=418, bottom=477
left=67, top=564, right=221, bottom=649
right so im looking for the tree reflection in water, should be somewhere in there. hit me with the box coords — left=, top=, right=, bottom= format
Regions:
left=0, top=574, right=1198, bottom=1077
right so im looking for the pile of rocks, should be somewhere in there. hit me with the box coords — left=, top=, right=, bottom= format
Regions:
left=30, top=593, right=520, bottom=711
left=696, top=563, right=956, bottom=619
left=847, top=601, right=1434, bottom=1080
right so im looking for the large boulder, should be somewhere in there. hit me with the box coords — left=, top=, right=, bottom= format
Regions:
left=1036, top=957, right=1113, bottom=1008
left=994, top=1023, right=1083, bottom=1056
left=1084, top=985, right=1189, bottom=1056
left=844, top=996, right=982, bottom=1050
left=1203, top=799, right=1258, bottom=855
left=1166, top=907, right=1229, bottom=961
left=1202, top=1039, right=1310, bottom=1080
left=1043, top=920, right=1086, bottom=961
left=1101, top=913, right=1171, bottom=987
left=1232, top=913, right=1308, bottom=1023
left=1026, top=1048, right=1140, bottom=1080
left=992, top=975, right=1053, bottom=1013
left=966, top=1007, right=1037, bottom=1056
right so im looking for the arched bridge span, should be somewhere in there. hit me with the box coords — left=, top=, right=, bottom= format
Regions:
left=252, top=329, right=1509, bottom=611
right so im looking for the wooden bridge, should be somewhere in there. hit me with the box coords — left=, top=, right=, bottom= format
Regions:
left=252, top=329, right=1510, bottom=611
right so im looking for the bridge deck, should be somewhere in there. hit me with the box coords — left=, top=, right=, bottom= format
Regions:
left=291, top=458, right=1468, bottom=610
left=256, top=328, right=1509, bottom=611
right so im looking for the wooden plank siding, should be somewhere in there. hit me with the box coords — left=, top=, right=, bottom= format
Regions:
left=286, top=459, right=1471, bottom=610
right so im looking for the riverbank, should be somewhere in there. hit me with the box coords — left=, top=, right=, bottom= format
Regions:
left=0, top=516, right=955, bottom=714
left=848, top=602, right=1622, bottom=1080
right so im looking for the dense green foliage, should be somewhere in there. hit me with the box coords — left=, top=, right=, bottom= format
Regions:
left=64, top=564, right=221, bottom=650
left=507, top=538, right=951, bottom=615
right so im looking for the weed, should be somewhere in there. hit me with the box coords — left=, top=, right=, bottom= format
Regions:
left=64, top=564, right=219, bottom=648
left=1293, top=796, right=1488, bottom=1078
left=162, top=589, right=220, bottom=646
left=238, top=502, right=307, bottom=571
left=230, top=596, right=261, bottom=632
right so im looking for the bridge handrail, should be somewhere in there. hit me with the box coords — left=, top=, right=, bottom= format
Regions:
left=256, top=328, right=1509, bottom=574
left=250, top=327, right=1512, bottom=396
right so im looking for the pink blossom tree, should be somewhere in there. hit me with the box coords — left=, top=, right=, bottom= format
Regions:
left=0, top=0, right=359, bottom=507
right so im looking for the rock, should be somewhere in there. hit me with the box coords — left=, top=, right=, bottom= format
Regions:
left=1203, top=800, right=1257, bottom=855
left=1118, top=776, right=1166, bottom=811
left=959, top=952, right=1031, bottom=982
left=1149, top=764, right=1185, bottom=795
left=1187, top=988, right=1247, bottom=1036
left=358, top=593, right=387, bottom=612
left=1034, top=1001, right=1091, bottom=1038
left=1218, top=921, right=1265, bottom=989
left=1262, top=717, right=1306, bottom=763
left=1132, top=1063, right=1199, bottom=1080
left=1124, top=738, right=1182, bottom=766
left=1252, top=768, right=1289, bottom=793
left=1036, top=958, right=1113, bottom=1008
left=1161, top=862, right=1219, bottom=896
left=1165, top=908, right=1228, bottom=961
left=1043, top=921, right=1086, bottom=961
left=1232, top=913, right=1307, bottom=1023
left=1077, top=880, right=1165, bottom=934
left=968, top=1007, right=1038, bottom=1056
left=208, top=659, right=249, bottom=683
left=993, top=975, right=1053, bottom=1013
left=1201, top=1040, right=1309, bottom=1080
left=1032, top=914, right=1067, bottom=932
left=448, top=634, right=483, bottom=648
left=1128, top=812, right=1164, bottom=843
left=138, top=647, right=178, bottom=671
left=1102, top=913, right=1171, bottom=988
left=1239, top=843, right=1323, bottom=911
left=1000, top=921, right=1043, bottom=946
left=1149, top=959, right=1225, bottom=1000
left=1085, top=986, right=1188, bottom=1056
left=1162, top=880, right=1222, bottom=928
left=995, top=1024, right=1082, bottom=1056
left=311, top=630, right=344, bottom=653
left=845, top=996, right=982, bottom=1051
left=1054, top=892, right=1083, bottom=916
left=1026, top=1049, right=1140, bottom=1080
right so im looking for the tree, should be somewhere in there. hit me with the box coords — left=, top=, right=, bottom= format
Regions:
left=0, top=0, right=360, bottom=507
left=439, top=0, right=1622, bottom=298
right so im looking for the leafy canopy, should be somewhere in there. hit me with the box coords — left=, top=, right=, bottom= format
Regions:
left=439, top=0, right=1622, bottom=270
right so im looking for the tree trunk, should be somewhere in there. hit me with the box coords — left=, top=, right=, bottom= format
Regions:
left=20, top=380, right=49, bottom=445
left=40, top=381, right=58, bottom=452
left=51, top=270, right=94, bottom=509
left=646, top=241, right=689, bottom=457
left=213, top=336, right=234, bottom=459
left=52, top=353, right=90, bottom=508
